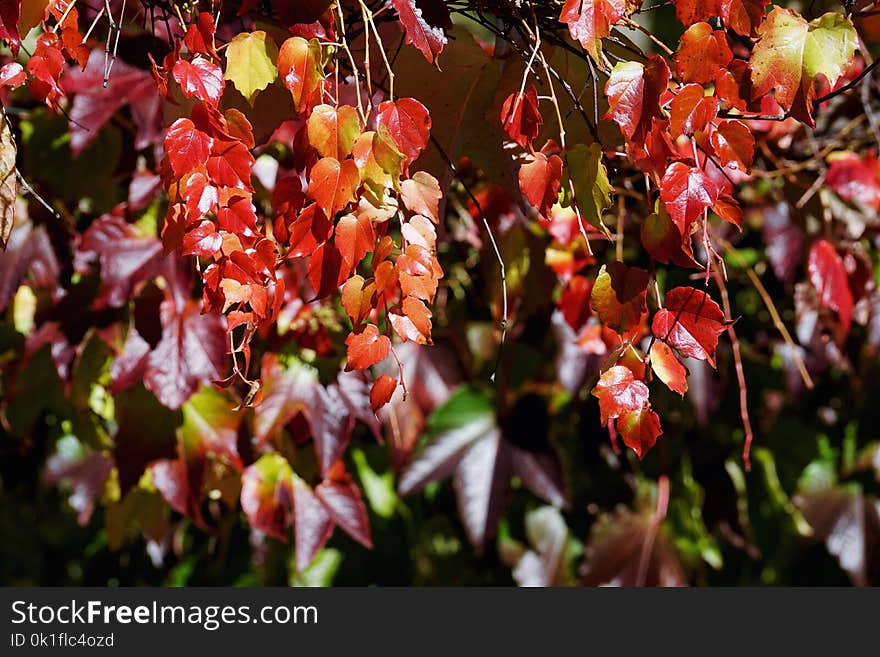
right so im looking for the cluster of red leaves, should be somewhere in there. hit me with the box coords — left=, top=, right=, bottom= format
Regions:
left=0, top=0, right=875, bottom=571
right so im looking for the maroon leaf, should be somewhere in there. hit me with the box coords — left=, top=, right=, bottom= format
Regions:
left=808, top=239, right=853, bottom=336
left=144, top=298, right=227, bottom=409
left=390, top=0, right=448, bottom=65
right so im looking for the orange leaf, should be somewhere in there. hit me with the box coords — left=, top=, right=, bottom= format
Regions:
left=345, top=324, right=391, bottom=370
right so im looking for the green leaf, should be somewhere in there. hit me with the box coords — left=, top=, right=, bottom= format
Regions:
left=351, top=447, right=397, bottom=519
left=224, top=31, right=279, bottom=105
left=567, top=142, right=612, bottom=236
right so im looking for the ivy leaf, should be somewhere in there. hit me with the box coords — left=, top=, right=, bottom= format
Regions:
left=500, top=86, right=543, bottom=150
left=649, top=341, right=689, bottom=396
left=558, top=275, right=593, bottom=333
left=341, top=275, right=377, bottom=326
left=398, top=386, right=566, bottom=550
left=335, top=212, right=375, bottom=273
left=254, top=355, right=380, bottom=475
left=794, top=460, right=880, bottom=587
left=376, top=98, right=431, bottom=166
left=591, top=365, right=650, bottom=426
left=307, top=157, right=360, bottom=218
left=145, top=298, right=228, bottom=409
left=390, top=0, right=448, bottom=66
left=370, top=375, right=397, bottom=411
left=508, top=506, right=573, bottom=587
left=582, top=491, right=686, bottom=585
left=307, top=104, right=361, bottom=161
left=400, top=171, right=441, bottom=223
left=590, top=262, right=649, bottom=338
left=519, top=151, right=563, bottom=219
left=64, top=50, right=161, bottom=155
left=78, top=214, right=166, bottom=308
left=240, top=453, right=294, bottom=541
left=711, top=119, right=755, bottom=172
left=668, top=84, right=718, bottom=140
left=1, top=108, right=16, bottom=250
left=604, top=55, right=670, bottom=143
left=184, top=12, right=217, bottom=58
left=640, top=205, right=701, bottom=268
left=568, top=143, right=612, bottom=234
left=750, top=8, right=857, bottom=125
left=0, top=0, right=21, bottom=55
left=224, top=31, right=279, bottom=105
left=559, top=0, right=626, bottom=63
left=719, top=0, right=768, bottom=36
left=172, top=57, right=224, bottom=105
left=0, top=62, right=25, bottom=88
left=617, top=405, right=663, bottom=459
left=389, top=295, right=433, bottom=344
left=288, top=203, right=332, bottom=258
left=345, top=324, right=391, bottom=370
left=807, top=239, right=853, bottom=335
left=660, top=161, right=718, bottom=235
left=277, top=36, right=324, bottom=113
left=165, top=118, right=213, bottom=177
left=307, top=241, right=347, bottom=300
left=651, top=286, right=729, bottom=366
left=673, top=22, right=733, bottom=85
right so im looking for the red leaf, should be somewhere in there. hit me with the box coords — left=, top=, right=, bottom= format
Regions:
left=604, top=55, right=670, bottom=143
left=400, top=171, right=442, bottom=223
left=669, top=84, right=718, bottom=139
left=376, top=98, right=431, bottom=165
left=640, top=206, right=701, bottom=268
left=370, top=375, right=398, bottom=411
left=719, top=0, right=768, bottom=36
left=307, top=240, right=348, bottom=300
left=277, top=36, right=324, bottom=113
left=165, top=118, right=213, bottom=177
left=0, top=0, right=21, bottom=55
left=558, top=275, right=594, bottom=333
left=172, top=58, right=224, bottom=105
left=335, top=213, right=375, bottom=273
left=660, top=161, right=719, bottom=235
left=711, top=119, right=755, bottom=172
left=307, top=157, right=360, bottom=218
left=826, top=152, right=880, bottom=211
left=651, top=286, right=729, bottom=366
left=291, top=474, right=334, bottom=570
left=808, top=239, right=854, bottom=335
left=590, top=262, right=649, bottom=338
left=315, top=478, right=372, bottom=548
left=390, top=0, right=448, bottom=65
left=519, top=151, right=563, bottom=218
left=559, top=0, right=626, bottom=62
left=389, top=296, right=433, bottom=344
left=184, top=13, right=218, bottom=58
left=591, top=365, right=650, bottom=426
left=649, top=341, right=689, bottom=396
left=341, top=275, right=377, bottom=325
left=241, top=454, right=293, bottom=541
left=0, top=62, right=25, bottom=88
left=288, top=203, right=332, bottom=257
left=145, top=299, right=228, bottom=409
left=397, top=244, right=442, bottom=301
left=617, top=406, right=663, bottom=459
left=673, top=22, right=733, bottom=84
left=500, top=86, right=543, bottom=149
left=345, top=324, right=391, bottom=370
left=712, top=194, right=743, bottom=229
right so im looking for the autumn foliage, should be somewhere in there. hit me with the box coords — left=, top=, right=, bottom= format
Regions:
left=1, top=1, right=879, bottom=586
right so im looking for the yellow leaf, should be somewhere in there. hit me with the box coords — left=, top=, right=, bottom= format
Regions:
left=1, top=110, right=16, bottom=250
left=224, top=31, right=279, bottom=105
